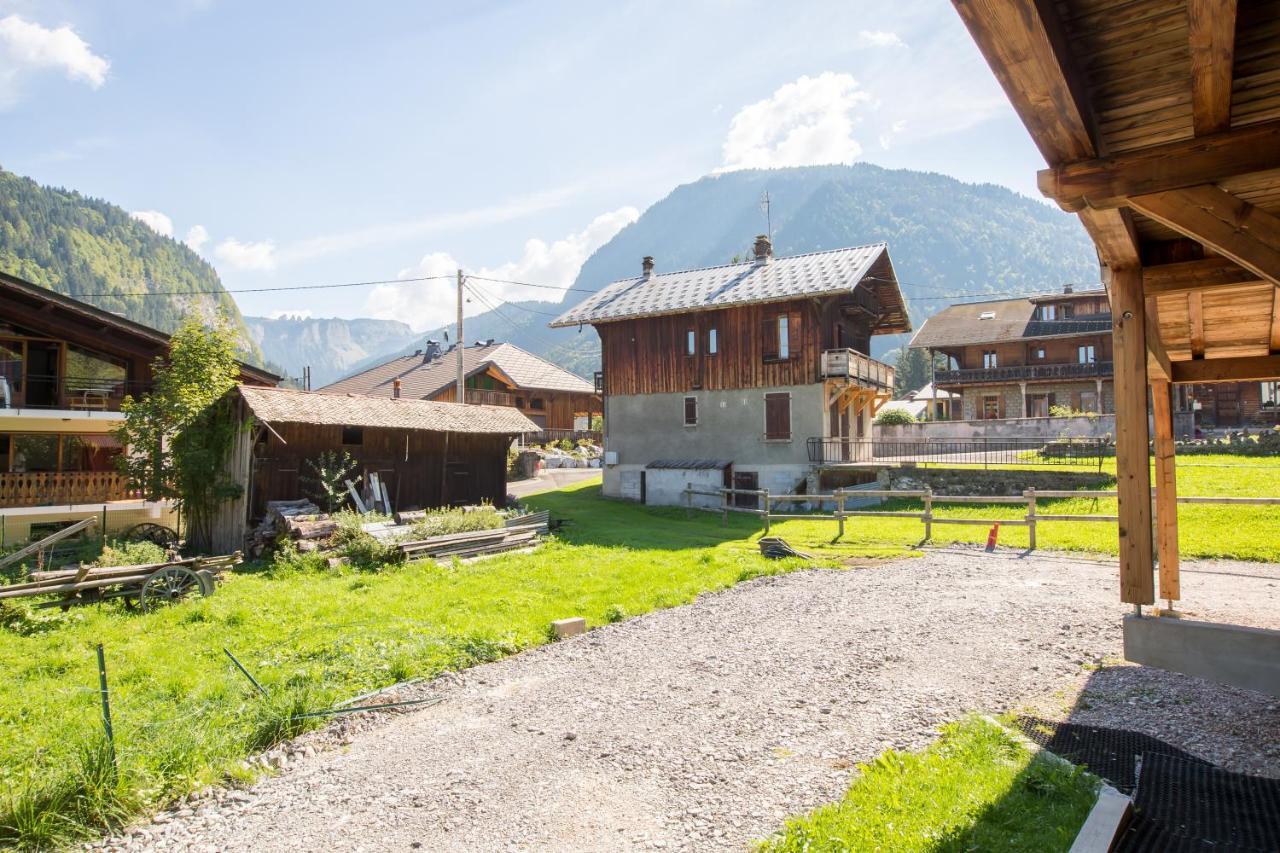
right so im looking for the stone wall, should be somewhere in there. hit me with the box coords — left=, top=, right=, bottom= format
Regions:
left=877, top=465, right=1115, bottom=496
left=958, top=380, right=1114, bottom=420
left=877, top=413, right=1116, bottom=441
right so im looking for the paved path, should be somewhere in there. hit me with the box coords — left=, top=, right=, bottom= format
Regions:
left=507, top=469, right=601, bottom=499
left=114, top=550, right=1280, bottom=852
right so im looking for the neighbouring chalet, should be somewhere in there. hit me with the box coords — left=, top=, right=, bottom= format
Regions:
left=319, top=340, right=600, bottom=444
left=910, top=286, right=1115, bottom=420
left=876, top=382, right=957, bottom=422
left=550, top=236, right=911, bottom=505
left=213, top=385, right=538, bottom=551
left=0, top=271, right=278, bottom=542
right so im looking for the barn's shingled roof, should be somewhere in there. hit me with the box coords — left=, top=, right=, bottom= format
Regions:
left=238, top=385, right=538, bottom=434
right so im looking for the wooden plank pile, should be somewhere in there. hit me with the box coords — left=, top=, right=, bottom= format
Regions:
left=399, top=513, right=550, bottom=562
left=246, top=499, right=324, bottom=556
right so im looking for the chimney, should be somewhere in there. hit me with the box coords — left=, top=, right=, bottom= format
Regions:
left=422, top=339, right=442, bottom=363
left=1063, top=283, right=1074, bottom=294
left=393, top=378, right=401, bottom=399
left=753, top=234, right=772, bottom=264
left=641, top=256, right=655, bottom=279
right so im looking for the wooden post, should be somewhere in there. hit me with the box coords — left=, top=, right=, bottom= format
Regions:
left=1111, top=267, right=1155, bottom=605
left=836, top=488, right=846, bottom=539
left=721, top=487, right=729, bottom=526
left=761, top=489, right=770, bottom=534
left=923, top=487, right=933, bottom=541
left=1151, top=379, right=1180, bottom=605
left=1024, top=488, right=1037, bottom=551
left=684, top=485, right=693, bottom=520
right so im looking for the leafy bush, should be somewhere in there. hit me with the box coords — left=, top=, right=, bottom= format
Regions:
left=874, top=408, right=916, bottom=425
left=299, top=450, right=358, bottom=512
left=556, top=439, right=574, bottom=453
left=603, top=604, right=627, bottom=623
left=90, top=539, right=168, bottom=568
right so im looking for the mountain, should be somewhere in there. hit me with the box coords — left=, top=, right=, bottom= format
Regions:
left=0, top=167, right=266, bottom=364
left=387, top=163, right=1098, bottom=375
left=244, top=315, right=421, bottom=387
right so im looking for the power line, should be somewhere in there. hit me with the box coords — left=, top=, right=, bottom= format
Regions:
left=67, top=274, right=456, bottom=298
left=465, top=274, right=596, bottom=294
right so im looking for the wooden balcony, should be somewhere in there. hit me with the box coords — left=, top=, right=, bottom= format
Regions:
left=0, top=471, right=136, bottom=508
left=820, top=349, right=895, bottom=389
left=464, top=388, right=515, bottom=407
left=935, top=361, right=1114, bottom=385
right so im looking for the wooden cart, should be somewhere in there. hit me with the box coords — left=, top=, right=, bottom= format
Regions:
left=0, top=553, right=241, bottom=611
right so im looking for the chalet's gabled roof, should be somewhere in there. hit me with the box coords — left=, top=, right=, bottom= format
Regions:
left=549, top=243, right=910, bottom=333
left=909, top=292, right=1111, bottom=350
left=238, top=385, right=538, bottom=434
left=319, top=341, right=595, bottom=399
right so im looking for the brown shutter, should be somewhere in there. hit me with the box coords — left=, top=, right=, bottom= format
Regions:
left=789, top=310, right=802, bottom=360
left=762, top=315, right=778, bottom=361
left=765, top=392, right=791, bottom=440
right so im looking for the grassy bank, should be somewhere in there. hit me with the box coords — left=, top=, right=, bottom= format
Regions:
left=0, top=483, right=890, bottom=849
left=760, top=716, right=1098, bottom=852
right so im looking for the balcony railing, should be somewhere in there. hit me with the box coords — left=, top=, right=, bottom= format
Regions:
left=0, top=374, right=152, bottom=412
left=0, top=471, right=137, bottom=508
left=807, top=437, right=1107, bottom=470
left=935, top=361, right=1113, bottom=385
left=821, top=349, right=895, bottom=389
left=465, top=388, right=515, bottom=407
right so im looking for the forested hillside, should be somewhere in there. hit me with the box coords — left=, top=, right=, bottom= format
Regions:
left=0, top=168, right=265, bottom=364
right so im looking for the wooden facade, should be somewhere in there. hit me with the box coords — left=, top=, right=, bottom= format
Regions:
left=429, top=376, right=598, bottom=434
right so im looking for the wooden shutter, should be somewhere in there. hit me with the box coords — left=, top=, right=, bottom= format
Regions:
left=684, top=396, right=697, bottom=426
left=764, top=392, right=791, bottom=440
left=762, top=315, right=779, bottom=361
left=788, top=310, right=802, bottom=360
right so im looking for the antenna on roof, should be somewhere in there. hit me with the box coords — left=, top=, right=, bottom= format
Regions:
left=759, top=189, right=772, bottom=240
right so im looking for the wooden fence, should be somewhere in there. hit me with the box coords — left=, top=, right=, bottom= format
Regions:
left=683, top=485, right=1280, bottom=551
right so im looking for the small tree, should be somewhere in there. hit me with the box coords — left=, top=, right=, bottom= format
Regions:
left=116, top=316, right=244, bottom=553
left=300, top=450, right=358, bottom=512
left=875, top=408, right=916, bottom=426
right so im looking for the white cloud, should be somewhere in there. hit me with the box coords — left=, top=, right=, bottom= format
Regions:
left=364, top=206, right=639, bottom=331
left=879, top=119, right=907, bottom=150
left=130, top=210, right=174, bottom=238
left=183, top=224, right=209, bottom=253
left=856, top=30, right=906, bottom=48
left=215, top=238, right=277, bottom=271
left=0, top=15, right=109, bottom=107
left=717, top=72, right=872, bottom=172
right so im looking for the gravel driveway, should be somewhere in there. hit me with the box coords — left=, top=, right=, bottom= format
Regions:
left=108, top=549, right=1280, bottom=852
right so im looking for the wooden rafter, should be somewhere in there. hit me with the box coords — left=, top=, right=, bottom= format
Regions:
left=1171, top=354, right=1280, bottom=383
left=1188, top=0, right=1237, bottom=137
left=1143, top=256, right=1262, bottom=297
left=1146, top=297, right=1171, bottom=381
left=1039, top=120, right=1280, bottom=212
left=1128, top=185, right=1280, bottom=287
left=1187, top=291, right=1206, bottom=358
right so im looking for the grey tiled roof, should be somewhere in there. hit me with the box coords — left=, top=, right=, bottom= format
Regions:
left=318, top=342, right=595, bottom=399
left=550, top=244, right=894, bottom=327
left=238, top=385, right=538, bottom=434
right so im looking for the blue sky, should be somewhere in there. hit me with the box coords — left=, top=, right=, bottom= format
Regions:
left=1, top=0, right=1052, bottom=330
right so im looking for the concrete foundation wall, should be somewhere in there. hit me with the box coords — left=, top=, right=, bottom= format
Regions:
left=1124, top=614, right=1280, bottom=697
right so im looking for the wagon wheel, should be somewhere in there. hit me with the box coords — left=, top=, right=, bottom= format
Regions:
left=139, top=566, right=206, bottom=611
left=125, top=522, right=179, bottom=549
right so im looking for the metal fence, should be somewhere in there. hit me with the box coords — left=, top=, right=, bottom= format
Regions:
left=806, top=437, right=1109, bottom=470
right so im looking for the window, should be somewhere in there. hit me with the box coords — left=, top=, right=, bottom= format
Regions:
left=978, top=311, right=996, bottom=320
left=685, top=329, right=697, bottom=356
left=341, top=426, right=364, bottom=446
left=764, top=392, right=791, bottom=440
left=1078, top=345, right=1096, bottom=364
left=762, top=312, right=799, bottom=361
left=514, top=397, right=525, bottom=409
left=707, top=328, right=718, bottom=355
left=684, top=396, right=698, bottom=426
left=1039, top=304, right=1057, bottom=320
left=530, top=397, right=545, bottom=410
left=1032, top=347, right=1046, bottom=360
left=981, top=395, right=1001, bottom=420
left=1262, top=382, right=1280, bottom=409
left=1080, top=391, right=1099, bottom=413
left=10, top=434, right=58, bottom=471
left=1061, top=303, right=1074, bottom=319
left=983, top=351, right=998, bottom=369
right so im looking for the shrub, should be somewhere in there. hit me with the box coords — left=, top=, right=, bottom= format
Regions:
left=299, top=450, right=358, bottom=512
left=408, top=506, right=503, bottom=540
left=874, top=408, right=916, bottom=426
left=556, top=438, right=574, bottom=453
left=90, top=539, right=168, bottom=568
left=603, top=604, right=627, bottom=623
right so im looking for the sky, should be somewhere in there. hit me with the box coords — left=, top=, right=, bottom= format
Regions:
left=0, top=0, right=1052, bottom=332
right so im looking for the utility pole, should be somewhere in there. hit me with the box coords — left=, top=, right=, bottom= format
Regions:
left=456, top=268, right=466, bottom=404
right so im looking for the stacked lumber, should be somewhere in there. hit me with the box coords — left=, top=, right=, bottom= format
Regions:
left=505, top=510, right=550, bottom=529
left=247, top=499, right=321, bottom=556
left=398, top=522, right=545, bottom=561
left=758, top=537, right=813, bottom=560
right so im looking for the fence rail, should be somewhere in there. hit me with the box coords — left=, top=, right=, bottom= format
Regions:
left=681, top=485, right=1279, bottom=551
left=807, top=437, right=1108, bottom=470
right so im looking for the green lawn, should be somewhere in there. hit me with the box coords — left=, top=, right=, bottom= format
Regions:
left=760, top=716, right=1099, bottom=852
left=0, top=483, right=892, bottom=849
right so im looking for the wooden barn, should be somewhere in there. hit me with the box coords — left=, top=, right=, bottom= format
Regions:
left=212, top=386, right=537, bottom=551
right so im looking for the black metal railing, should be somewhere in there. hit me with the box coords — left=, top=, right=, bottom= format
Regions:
left=0, top=374, right=152, bottom=411
left=934, top=361, right=1113, bottom=385
left=807, top=436, right=1108, bottom=470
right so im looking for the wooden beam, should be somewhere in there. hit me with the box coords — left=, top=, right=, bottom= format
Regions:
left=1271, top=287, right=1280, bottom=354
left=1111, top=268, right=1154, bottom=606
left=1145, top=297, right=1171, bottom=382
left=1143, top=256, right=1262, bottom=297
left=1128, top=185, right=1280, bottom=287
left=1039, top=120, right=1280, bottom=211
left=1151, top=380, right=1180, bottom=603
left=1187, top=291, right=1206, bottom=358
left=1081, top=208, right=1142, bottom=270
left=1188, top=0, right=1237, bottom=137
left=1172, top=354, right=1280, bottom=383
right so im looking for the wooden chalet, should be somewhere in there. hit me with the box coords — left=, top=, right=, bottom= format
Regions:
left=0, top=271, right=277, bottom=516
left=550, top=236, right=911, bottom=504
left=955, top=0, right=1280, bottom=693
left=319, top=340, right=600, bottom=444
left=215, top=386, right=538, bottom=552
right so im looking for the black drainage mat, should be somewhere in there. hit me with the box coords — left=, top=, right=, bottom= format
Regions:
left=1015, top=716, right=1210, bottom=794
left=1114, top=753, right=1280, bottom=853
